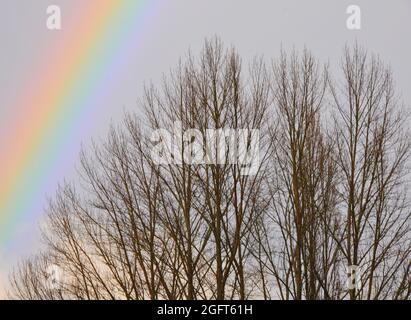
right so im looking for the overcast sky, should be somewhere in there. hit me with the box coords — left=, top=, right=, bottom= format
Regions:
left=0, top=0, right=410, bottom=298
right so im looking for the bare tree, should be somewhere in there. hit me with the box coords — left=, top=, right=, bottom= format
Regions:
left=9, top=40, right=411, bottom=300
left=9, top=253, right=63, bottom=300
left=329, top=45, right=411, bottom=300
left=255, top=50, right=343, bottom=300
left=10, top=39, right=271, bottom=300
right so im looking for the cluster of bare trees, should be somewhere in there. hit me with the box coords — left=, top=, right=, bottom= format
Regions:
left=9, top=39, right=410, bottom=300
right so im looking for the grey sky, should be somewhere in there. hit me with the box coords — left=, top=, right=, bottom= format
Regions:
left=0, top=0, right=410, bottom=297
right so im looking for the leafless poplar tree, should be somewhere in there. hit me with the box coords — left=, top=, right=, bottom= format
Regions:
left=9, top=40, right=410, bottom=300
left=255, top=50, right=343, bottom=299
left=329, top=45, right=411, bottom=300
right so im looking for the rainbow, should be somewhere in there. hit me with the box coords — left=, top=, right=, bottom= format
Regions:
left=0, top=0, right=161, bottom=247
